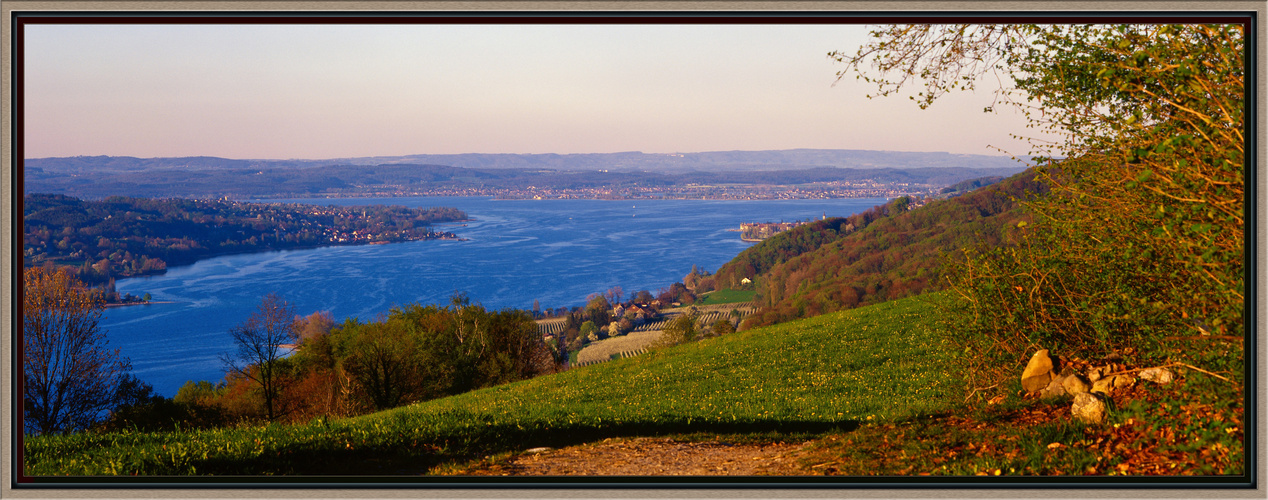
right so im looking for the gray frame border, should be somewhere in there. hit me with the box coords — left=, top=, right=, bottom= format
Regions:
left=2, top=1, right=1263, bottom=499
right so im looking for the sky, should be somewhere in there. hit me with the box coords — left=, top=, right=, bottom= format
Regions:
left=23, top=23, right=1048, bottom=160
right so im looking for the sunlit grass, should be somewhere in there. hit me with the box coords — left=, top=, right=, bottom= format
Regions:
left=694, top=289, right=757, bottom=305
left=24, top=293, right=963, bottom=476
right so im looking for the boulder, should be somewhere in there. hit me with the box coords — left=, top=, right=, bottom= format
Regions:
left=1072, top=392, right=1107, bottom=424
left=1040, top=374, right=1068, bottom=398
left=1021, top=349, right=1056, bottom=393
left=1091, top=376, right=1116, bottom=395
left=1062, top=374, right=1091, bottom=395
left=1138, top=367, right=1175, bottom=385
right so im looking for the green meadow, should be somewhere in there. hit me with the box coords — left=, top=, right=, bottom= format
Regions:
left=24, top=293, right=962, bottom=476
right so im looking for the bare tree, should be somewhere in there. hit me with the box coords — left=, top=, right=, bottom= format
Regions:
left=23, top=268, right=129, bottom=434
left=220, top=293, right=297, bottom=422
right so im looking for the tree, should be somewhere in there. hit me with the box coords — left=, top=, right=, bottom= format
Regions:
left=710, top=319, right=736, bottom=337
left=840, top=24, right=1244, bottom=367
left=580, top=321, right=599, bottom=342
left=633, top=290, right=655, bottom=304
left=220, top=293, right=298, bottom=422
left=584, top=294, right=612, bottom=326
left=603, top=286, right=624, bottom=306
left=23, top=268, right=130, bottom=434
left=293, top=310, right=335, bottom=344
left=656, top=313, right=698, bottom=348
left=339, top=320, right=425, bottom=411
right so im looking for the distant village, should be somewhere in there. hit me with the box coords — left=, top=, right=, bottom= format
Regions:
left=320, top=181, right=942, bottom=202
left=738, top=196, right=931, bottom=242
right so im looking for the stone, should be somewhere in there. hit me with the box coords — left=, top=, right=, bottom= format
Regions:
left=1138, top=367, right=1176, bottom=385
left=1040, top=374, right=1068, bottom=398
left=1091, top=376, right=1115, bottom=395
left=1087, top=366, right=1103, bottom=383
left=1072, top=392, right=1108, bottom=424
left=1063, top=374, right=1091, bottom=395
left=1114, top=375, right=1136, bottom=388
left=1021, top=349, right=1056, bottom=393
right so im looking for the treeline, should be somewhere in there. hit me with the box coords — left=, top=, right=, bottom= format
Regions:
left=706, top=170, right=1044, bottom=328
left=103, top=294, right=557, bottom=431
left=22, top=194, right=467, bottom=285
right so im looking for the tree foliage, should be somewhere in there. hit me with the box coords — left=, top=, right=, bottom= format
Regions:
left=22, top=268, right=130, bottom=434
left=655, top=313, right=699, bottom=348
left=220, top=293, right=299, bottom=422
left=741, top=172, right=1039, bottom=328
left=842, top=24, right=1245, bottom=370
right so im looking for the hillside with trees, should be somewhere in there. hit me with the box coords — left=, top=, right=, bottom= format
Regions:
left=713, top=169, right=1043, bottom=328
left=22, top=194, right=467, bottom=285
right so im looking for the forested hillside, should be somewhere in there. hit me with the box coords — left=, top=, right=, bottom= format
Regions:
left=722, top=169, right=1046, bottom=328
left=22, top=194, right=467, bottom=285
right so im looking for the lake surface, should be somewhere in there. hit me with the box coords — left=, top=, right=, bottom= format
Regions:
left=104, top=196, right=886, bottom=396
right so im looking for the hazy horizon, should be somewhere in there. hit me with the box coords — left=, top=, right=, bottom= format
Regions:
left=24, top=23, right=1052, bottom=160
left=26, top=146, right=1025, bottom=162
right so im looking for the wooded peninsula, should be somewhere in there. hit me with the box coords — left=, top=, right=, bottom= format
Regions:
left=22, top=194, right=468, bottom=285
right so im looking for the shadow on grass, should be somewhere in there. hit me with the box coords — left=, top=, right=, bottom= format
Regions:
left=186, top=417, right=861, bottom=477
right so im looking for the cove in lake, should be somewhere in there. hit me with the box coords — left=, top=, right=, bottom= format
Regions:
left=105, top=196, right=887, bottom=396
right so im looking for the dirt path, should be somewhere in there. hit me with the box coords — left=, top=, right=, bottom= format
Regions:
left=454, top=437, right=811, bottom=476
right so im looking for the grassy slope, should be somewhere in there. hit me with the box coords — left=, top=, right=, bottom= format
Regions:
left=694, top=289, right=756, bottom=305
left=24, top=292, right=962, bottom=476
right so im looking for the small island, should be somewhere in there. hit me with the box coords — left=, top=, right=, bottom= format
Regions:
left=23, top=194, right=469, bottom=286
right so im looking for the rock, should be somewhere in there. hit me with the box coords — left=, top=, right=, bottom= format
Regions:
left=1138, top=367, right=1176, bottom=385
left=1087, top=366, right=1103, bottom=382
left=1104, top=352, right=1124, bottom=363
left=1114, top=375, right=1136, bottom=388
left=1040, top=374, right=1068, bottom=398
left=1091, top=376, right=1115, bottom=395
left=1063, top=374, right=1091, bottom=395
left=1072, top=392, right=1107, bottom=424
left=1021, top=349, right=1056, bottom=393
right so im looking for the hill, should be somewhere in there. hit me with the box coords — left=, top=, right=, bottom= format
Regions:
left=26, top=149, right=1027, bottom=174
left=22, top=292, right=1242, bottom=478
left=24, top=160, right=1024, bottom=200
left=713, top=169, right=1046, bottom=327
left=23, top=294, right=962, bottom=475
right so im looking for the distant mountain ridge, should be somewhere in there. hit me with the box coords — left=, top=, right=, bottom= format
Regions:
left=26, top=149, right=1027, bottom=174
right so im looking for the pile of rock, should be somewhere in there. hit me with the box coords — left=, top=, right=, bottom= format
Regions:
left=1020, top=349, right=1176, bottom=424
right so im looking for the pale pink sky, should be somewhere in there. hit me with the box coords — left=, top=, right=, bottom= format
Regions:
left=23, top=24, right=1046, bottom=160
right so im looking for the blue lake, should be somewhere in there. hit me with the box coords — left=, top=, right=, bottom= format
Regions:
left=104, top=196, right=887, bottom=396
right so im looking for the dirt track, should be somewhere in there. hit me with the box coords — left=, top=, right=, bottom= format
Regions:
left=453, top=436, right=810, bottom=476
